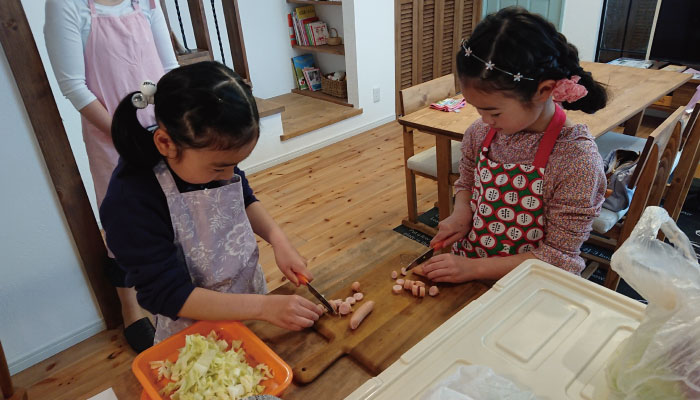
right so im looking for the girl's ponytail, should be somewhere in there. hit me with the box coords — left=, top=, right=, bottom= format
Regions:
left=111, top=93, right=161, bottom=169
left=555, top=37, right=607, bottom=114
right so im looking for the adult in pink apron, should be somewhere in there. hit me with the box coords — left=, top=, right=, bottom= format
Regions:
left=83, top=0, right=167, bottom=352
left=152, top=161, right=268, bottom=343
left=83, top=0, right=165, bottom=207
left=452, top=105, right=566, bottom=258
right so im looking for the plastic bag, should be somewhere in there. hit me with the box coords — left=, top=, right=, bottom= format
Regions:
left=420, top=365, right=538, bottom=400
left=601, top=206, right=700, bottom=399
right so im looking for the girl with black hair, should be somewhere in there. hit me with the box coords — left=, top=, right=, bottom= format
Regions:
left=100, top=61, right=322, bottom=342
left=422, top=7, right=608, bottom=282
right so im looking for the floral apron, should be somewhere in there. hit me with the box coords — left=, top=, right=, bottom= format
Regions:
left=452, top=105, right=565, bottom=258
left=152, top=161, right=267, bottom=343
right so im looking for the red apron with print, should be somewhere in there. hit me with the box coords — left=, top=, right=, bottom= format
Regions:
left=452, top=105, right=566, bottom=258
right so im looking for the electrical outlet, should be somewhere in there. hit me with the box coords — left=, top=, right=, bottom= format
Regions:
left=372, top=87, right=380, bottom=103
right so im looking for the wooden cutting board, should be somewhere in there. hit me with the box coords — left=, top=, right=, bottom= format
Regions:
left=292, top=250, right=490, bottom=383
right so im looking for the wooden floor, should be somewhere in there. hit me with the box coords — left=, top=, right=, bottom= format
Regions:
left=10, top=115, right=699, bottom=399
left=270, top=93, right=363, bottom=141
left=11, top=121, right=438, bottom=400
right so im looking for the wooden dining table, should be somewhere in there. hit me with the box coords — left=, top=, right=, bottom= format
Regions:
left=397, top=61, right=692, bottom=220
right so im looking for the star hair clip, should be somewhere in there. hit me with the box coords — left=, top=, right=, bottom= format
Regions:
left=461, top=40, right=534, bottom=82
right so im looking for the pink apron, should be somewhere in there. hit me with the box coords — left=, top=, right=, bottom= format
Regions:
left=452, top=105, right=566, bottom=258
left=152, top=161, right=268, bottom=343
left=83, top=0, right=165, bottom=206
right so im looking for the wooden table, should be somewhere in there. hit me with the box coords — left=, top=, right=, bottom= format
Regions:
left=397, top=61, right=692, bottom=221
left=245, top=230, right=489, bottom=400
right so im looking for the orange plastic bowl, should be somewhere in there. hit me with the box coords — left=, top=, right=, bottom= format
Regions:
left=132, top=320, right=292, bottom=400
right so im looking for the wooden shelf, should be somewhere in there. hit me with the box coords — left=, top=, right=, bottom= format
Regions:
left=287, top=0, right=342, bottom=5
left=292, top=44, right=344, bottom=55
left=291, top=88, right=352, bottom=107
left=175, top=49, right=212, bottom=66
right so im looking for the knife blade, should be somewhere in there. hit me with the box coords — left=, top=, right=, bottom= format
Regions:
left=296, top=273, right=337, bottom=315
left=405, top=241, right=443, bottom=271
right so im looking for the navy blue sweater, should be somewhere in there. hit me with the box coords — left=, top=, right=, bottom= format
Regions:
left=100, top=158, right=258, bottom=320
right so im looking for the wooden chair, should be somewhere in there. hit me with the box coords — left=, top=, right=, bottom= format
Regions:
left=662, top=103, right=700, bottom=220
left=1, top=341, right=28, bottom=400
left=399, top=74, right=462, bottom=235
left=582, top=106, right=685, bottom=290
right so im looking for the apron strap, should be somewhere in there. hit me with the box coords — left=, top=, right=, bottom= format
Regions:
left=481, top=126, right=498, bottom=149
left=532, top=105, right=566, bottom=168
left=150, top=0, right=157, bottom=10
left=88, top=0, right=97, bottom=16
left=153, top=160, right=180, bottom=198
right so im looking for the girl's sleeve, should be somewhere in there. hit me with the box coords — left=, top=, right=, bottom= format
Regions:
left=44, top=0, right=97, bottom=110
left=532, top=139, right=606, bottom=274
left=148, top=1, right=180, bottom=73
left=454, top=121, right=485, bottom=195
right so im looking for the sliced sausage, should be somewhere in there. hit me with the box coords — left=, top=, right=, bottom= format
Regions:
left=396, top=278, right=405, bottom=286
left=350, top=300, right=375, bottom=329
left=317, top=304, right=327, bottom=314
left=391, top=270, right=398, bottom=279
left=403, top=280, right=413, bottom=290
left=429, top=286, right=439, bottom=296
left=339, top=301, right=352, bottom=315
left=351, top=281, right=361, bottom=292
left=392, top=284, right=402, bottom=294
left=346, top=296, right=356, bottom=305
left=411, top=284, right=419, bottom=297
left=400, top=267, right=408, bottom=276
left=419, top=286, right=426, bottom=297
left=414, top=281, right=426, bottom=287
left=353, top=292, right=363, bottom=301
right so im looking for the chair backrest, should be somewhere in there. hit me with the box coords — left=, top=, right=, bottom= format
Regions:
left=618, top=106, right=685, bottom=243
left=664, top=103, right=700, bottom=220
left=399, top=74, right=456, bottom=116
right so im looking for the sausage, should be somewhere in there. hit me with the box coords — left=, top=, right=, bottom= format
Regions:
left=346, top=296, right=356, bottom=305
left=412, top=264, right=427, bottom=277
left=414, top=281, right=426, bottom=287
left=353, top=292, right=364, bottom=301
left=339, top=301, right=352, bottom=315
left=317, top=304, right=327, bottom=314
left=419, top=286, right=426, bottom=297
left=350, top=300, right=375, bottom=329
left=400, top=267, right=408, bottom=276
left=396, top=278, right=405, bottom=285
left=391, top=270, right=398, bottom=279
left=429, top=286, right=439, bottom=296
left=392, top=284, right=402, bottom=294
left=403, top=279, right=413, bottom=290
left=351, top=281, right=361, bottom=292
left=411, top=284, right=419, bottom=297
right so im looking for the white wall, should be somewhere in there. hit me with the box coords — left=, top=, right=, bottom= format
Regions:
left=0, top=16, right=104, bottom=377
left=561, top=0, right=605, bottom=62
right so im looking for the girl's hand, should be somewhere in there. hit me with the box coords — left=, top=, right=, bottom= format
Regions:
left=272, top=238, right=312, bottom=286
left=262, top=295, right=322, bottom=331
left=431, top=212, right=472, bottom=249
left=421, top=253, right=478, bottom=283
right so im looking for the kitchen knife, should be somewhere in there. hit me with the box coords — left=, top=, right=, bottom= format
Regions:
left=296, top=273, right=337, bottom=315
left=405, top=241, right=443, bottom=271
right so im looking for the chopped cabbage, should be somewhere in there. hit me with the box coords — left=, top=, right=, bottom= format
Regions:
left=149, top=330, right=273, bottom=400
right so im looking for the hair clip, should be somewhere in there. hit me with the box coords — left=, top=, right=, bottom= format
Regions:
left=461, top=39, right=534, bottom=82
left=132, top=80, right=157, bottom=109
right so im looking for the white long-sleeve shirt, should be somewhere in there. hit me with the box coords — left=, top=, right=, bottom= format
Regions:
left=44, top=0, right=179, bottom=111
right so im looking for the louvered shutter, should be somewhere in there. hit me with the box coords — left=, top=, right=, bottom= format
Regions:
left=395, top=0, right=480, bottom=114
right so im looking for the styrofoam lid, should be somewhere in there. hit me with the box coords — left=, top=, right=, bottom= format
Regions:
left=345, top=259, right=646, bottom=400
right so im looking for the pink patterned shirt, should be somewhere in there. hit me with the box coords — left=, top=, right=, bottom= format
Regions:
left=455, top=119, right=606, bottom=274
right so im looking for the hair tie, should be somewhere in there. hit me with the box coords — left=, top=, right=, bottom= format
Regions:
left=552, top=75, right=587, bottom=103
left=131, top=80, right=157, bottom=109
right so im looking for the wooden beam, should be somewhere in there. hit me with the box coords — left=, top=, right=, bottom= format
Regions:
left=0, top=0, right=122, bottom=329
left=187, top=0, right=213, bottom=54
left=222, top=0, right=251, bottom=81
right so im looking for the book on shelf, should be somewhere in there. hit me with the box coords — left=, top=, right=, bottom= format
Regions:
left=291, top=53, right=315, bottom=90
left=308, top=21, right=329, bottom=46
left=295, top=5, right=316, bottom=20
left=287, top=13, right=297, bottom=46
left=303, top=67, right=322, bottom=91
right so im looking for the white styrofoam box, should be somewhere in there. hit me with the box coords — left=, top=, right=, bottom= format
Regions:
left=345, top=259, right=646, bottom=400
